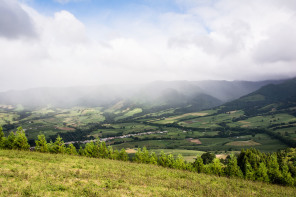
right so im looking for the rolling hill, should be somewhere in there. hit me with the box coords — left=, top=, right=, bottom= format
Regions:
left=0, top=149, right=295, bottom=196
left=220, top=78, right=296, bottom=116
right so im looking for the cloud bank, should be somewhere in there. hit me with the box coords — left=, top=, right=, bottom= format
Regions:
left=0, top=0, right=36, bottom=38
left=0, top=0, right=295, bottom=91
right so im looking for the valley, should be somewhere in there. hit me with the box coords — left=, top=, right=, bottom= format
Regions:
left=0, top=79, right=295, bottom=156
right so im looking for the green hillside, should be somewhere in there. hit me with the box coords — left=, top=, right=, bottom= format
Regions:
left=0, top=149, right=295, bottom=197
left=220, top=78, right=296, bottom=116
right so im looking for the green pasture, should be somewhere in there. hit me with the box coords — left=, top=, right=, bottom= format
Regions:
left=0, top=113, right=19, bottom=125
left=149, top=149, right=205, bottom=162
left=114, top=108, right=143, bottom=121
left=228, top=114, right=296, bottom=128
left=1, top=150, right=295, bottom=196
left=149, top=109, right=218, bottom=125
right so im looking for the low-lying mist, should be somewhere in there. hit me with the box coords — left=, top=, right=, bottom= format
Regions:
left=0, top=79, right=284, bottom=109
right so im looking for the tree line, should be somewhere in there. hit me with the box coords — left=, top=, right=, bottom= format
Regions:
left=0, top=126, right=295, bottom=187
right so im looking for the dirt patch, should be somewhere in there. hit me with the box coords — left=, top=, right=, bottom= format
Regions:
left=187, top=138, right=202, bottom=144
left=225, top=140, right=261, bottom=146
left=216, top=154, right=228, bottom=160
left=56, top=127, right=75, bottom=131
left=126, top=149, right=137, bottom=154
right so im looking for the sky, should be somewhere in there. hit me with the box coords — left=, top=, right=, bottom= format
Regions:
left=0, top=0, right=296, bottom=91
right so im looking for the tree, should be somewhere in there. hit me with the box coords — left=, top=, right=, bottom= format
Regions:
left=208, top=158, right=224, bottom=176
left=5, top=131, right=16, bottom=149
left=107, top=146, right=115, bottom=159
left=50, top=135, right=66, bottom=154
left=142, top=147, right=150, bottom=163
left=174, top=154, right=186, bottom=170
left=84, top=141, right=96, bottom=157
left=255, top=162, right=269, bottom=182
left=0, top=126, right=4, bottom=148
left=149, top=152, right=158, bottom=165
left=0, top=126, right=3, bottom=140
left=267, top=154, right=282, bottom=184
left=113, top=149, right=119, bottom=160
left=78, top=146, right=85, bottom=156
left=12, top=127, right=30, bottom=150
left=134, top=148, right=143, bottom=163
left=244, top=161, right=255, bottom=180
left=281, top=164, right=294, bottom=186
left=98, top=141, right=108, bottom=158
left=193, top=156, right=204, bottom=173
left=66, top=143, right=78, bottom=155
left=225, top=154, right=243, bottom=178
left=134, top=147, right=150, bottom=163
left=237, top=148, right=261, bottom=174
left=167, top=154, right=175, bottom=168
left=158, top=151, right=168, bottom=167
left=118, top=148, right=128, bottom=161
left=35, top=134, right=48, bottom=153
left=201, top=152, right=215, bottom=164
left=47, top=140, right=55, bottom=153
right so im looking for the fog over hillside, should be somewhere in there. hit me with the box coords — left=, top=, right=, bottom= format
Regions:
left=0, top=79, right=284, bottom=109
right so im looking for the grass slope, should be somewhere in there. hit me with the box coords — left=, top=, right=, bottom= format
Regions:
left=0, top=150, right=296, bottom=197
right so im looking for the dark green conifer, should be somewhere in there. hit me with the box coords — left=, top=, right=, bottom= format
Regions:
left=225, top=154, right=243, bottom=178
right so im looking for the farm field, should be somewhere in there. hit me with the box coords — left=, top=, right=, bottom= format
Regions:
left=150, top=110, right=216, bottom=124
left=1, top=149, right=296, bottom=197
left=148, top=149, right=205, bottom=162
left=0, top=92, right=295, bottom=156
left=227, top=114, right=296, bottom=128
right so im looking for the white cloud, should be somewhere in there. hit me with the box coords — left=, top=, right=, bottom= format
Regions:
left=0, top=0, right=296, bottom=91
left=0, top=0, right=36, bottom=38
left=53, top=0, right=86, bottom=4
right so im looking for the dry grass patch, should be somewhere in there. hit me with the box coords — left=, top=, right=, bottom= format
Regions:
left=239, top=121, right=251, bottom=124
left=126, top=149, right=137, bottom=154
left=187, top=138, right=202, bottom=144
left=56, top=127, right=75, bottom=131
left=165, top=112, right=208, bottom=121
left=216, top=154, right=228, bottom=160
left=225, top=140, right=261, bottom=146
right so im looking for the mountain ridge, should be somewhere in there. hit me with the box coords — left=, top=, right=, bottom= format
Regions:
left=0, top=79, right=285, bottom=109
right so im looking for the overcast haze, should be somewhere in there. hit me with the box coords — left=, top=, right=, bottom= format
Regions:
left=0, top=0, right=296, bottom=91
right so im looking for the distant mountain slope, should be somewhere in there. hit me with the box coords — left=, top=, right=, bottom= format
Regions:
left=220, top=78, right=296, bottom=116
left=0, top=79, right=284, bottom=110
left=195, top=80, right=283, bottom=102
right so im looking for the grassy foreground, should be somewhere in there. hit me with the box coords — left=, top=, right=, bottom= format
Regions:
left=0, top=150, right=295, bottom=197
